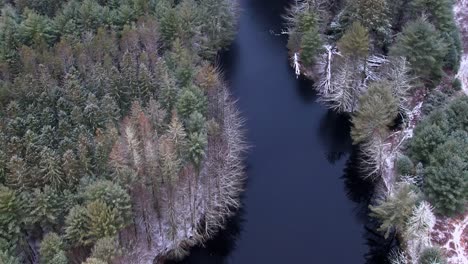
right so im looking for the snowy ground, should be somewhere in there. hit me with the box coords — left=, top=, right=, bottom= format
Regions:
left=455, top=0, right=468, bottom=95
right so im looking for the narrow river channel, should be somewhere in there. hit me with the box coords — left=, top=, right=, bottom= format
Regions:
left=172, top=0, right=390, bottom=263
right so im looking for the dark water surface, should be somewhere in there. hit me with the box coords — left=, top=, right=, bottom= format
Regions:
left=172, top=0, right=390, bottom=263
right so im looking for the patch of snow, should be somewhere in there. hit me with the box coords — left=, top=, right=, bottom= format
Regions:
left=456, top=55, right=468, bottom=95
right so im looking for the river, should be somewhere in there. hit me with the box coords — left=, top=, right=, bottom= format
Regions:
left=171, top=0, right=391, bottom=263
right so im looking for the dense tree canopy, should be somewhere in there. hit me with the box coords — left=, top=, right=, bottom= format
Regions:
left=408, top=97, right=468, bottom=216
left=0, top=0, right=239, bottom=262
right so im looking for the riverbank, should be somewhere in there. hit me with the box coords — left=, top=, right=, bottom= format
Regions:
left=285, top=0, right=467, bottom=263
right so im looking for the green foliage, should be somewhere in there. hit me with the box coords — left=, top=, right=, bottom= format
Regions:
left=82, top=180, right=131, bottom=225
left=422, top=90, right=448, bottom=115
left=18, top=9, right=57, bottom=47
left=0, top=185, right=24, bottom=252
left=424, top=143, right=467, bottom=215
left=29, top=186, right=66, bottom=230
left=346, top=0, right=391, bottom=44
left=409, top=0, right=456, bottom=34
left=188, top=132, right=207, bottom=169
left=187, top=111, right=206, bottom=134
left=408, top=97, right=468, bottom=215
left=82, top=258, right=107, bottom=264
left=351, top=81, right=399, bottom=144
left=39, top=232, right=64, bottom=264
left=159, top=6, right=179, bottom=45
left=176, top=86, right=207, bottom=121
left=337, top=22, right=369, bottom=59
left=90, top=236, right=120, bottom=263
left=369, top=182, right=420, bottom=238
left=300, top=27, right=322, bottom=67
left=419, top=246, right=447, bottom=264
left=390, top=18, right=447, bottom=87
left=396, top=155, right=414, bottom=176
left=64, top=205, right=89, bottom=246
left=0, top=0, right=229, bottom=261
left=49, top=251, right=68, bottom=264
left=0, top=250, right=20, bottom=264
left=452, top=78, right=462, bottom=91
left=86, top=200, right=122, bottom=245
left=198, top=0, right=237, bottom=59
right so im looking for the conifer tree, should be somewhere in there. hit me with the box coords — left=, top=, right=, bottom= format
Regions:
left=0, top=185, right=24, bottom=252
left=39, top=147, right=65, bottom=189
left=300, top=27, right=322, bottom=67
left=86, top=200, right=121, bottom=244
left=83, top=180, right=132, bottom=225
left=390, top=18, right=447, bottom=87
left=347, top=0, right=391, bottom=43
left=29, top=186, right=64, bottom=229
left=0, top=250, right=20, bottom=264
left=176, top=86, right=207, bottom=120
left=351, top=81, right=398, bottom=144
left=65, top=205, right=89, bottom=246
left=187, top=132, right=207, bottom=170
left=39, top=232, right=65, bottom=264
left=17, top=9, right=56, bottom=48
left=369, top=182, right=420, bottom=238
left=159, top=6, right=179, bottom=46
left=90, top=236, right=120, bottom=263
left=337, top=22, right=369, bottom=60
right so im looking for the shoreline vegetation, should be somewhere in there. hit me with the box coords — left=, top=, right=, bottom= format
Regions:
left=285, top=0, right=467, bottom=263
left=0, top=0, right=245, bottom=263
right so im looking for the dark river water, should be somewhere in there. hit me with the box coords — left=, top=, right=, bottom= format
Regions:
left=172, top=0, right=395, bottom=263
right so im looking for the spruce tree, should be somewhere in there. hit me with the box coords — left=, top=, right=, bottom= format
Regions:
left=390, top=18, right=447, bottom=87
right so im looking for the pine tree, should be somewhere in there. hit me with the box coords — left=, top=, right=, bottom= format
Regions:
left=65, top=205, right=89, bottom=246
left=176, top=86, right=207, bottom=121
left=86, top=200, right=121, bottom=244
left=424, top=155, right=467, bottom=216
left=369, top=182, right=420, bottom=238
left=0, top=250, right=20, bottom=264
left=100, top=94, right=120, bottom=124
left=0, top=185, right=24, bottom=252
left=347, top=0, right=391, bottom=43
left=187, top=132, right=207, bottom=170
left=337, top=22, right=369, bottom=60
left=300, top=27, right=322, bottom=67
left=390, top=18, right=447, bottom=87
left=29, top=186, right=64, bottom=229
left=0, top=6, right=20, bottom=71
left=39, top=147, right=65, bottom=189
left=419, top=247, right=447, bottom=264
left=198, top=0, right=236, bottom=59
left=83, top=180, right=132, bottom=225
left=82, top=258, right=107, bottom=264
left=90, top=236, right=120, bottom=263
left=39, top=232, right=64, bottom=264
left=17, top=9, right=56, bottom=48
left=351, top=81, right=399, bottom=144
left=159, top=6, right=179, bottom=46
left=187, top=111, right=206, bottom=135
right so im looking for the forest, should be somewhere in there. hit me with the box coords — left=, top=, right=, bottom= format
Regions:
left=0, top=0, right=245, bottom=263
left=285, top=0, right=467, bottom=263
